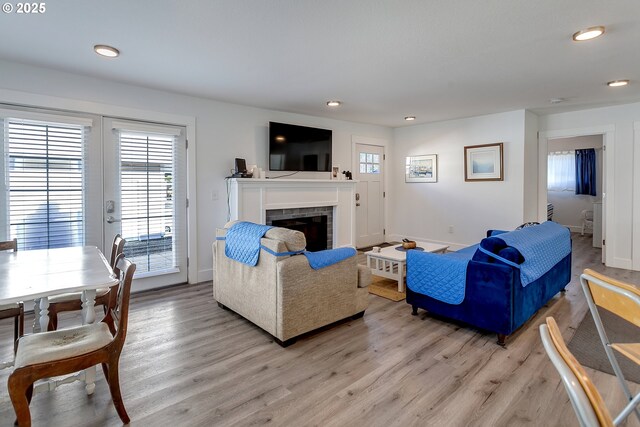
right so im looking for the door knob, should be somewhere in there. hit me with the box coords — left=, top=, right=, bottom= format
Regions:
left=356, top=203, right=361, bottom=207
left=106, top=216, right=121, bottom=224
left=355, top=193, right=360, bottom=201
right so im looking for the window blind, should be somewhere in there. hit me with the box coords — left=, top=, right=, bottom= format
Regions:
left=2, top=117, right=89, bottom=250
left=117, top=129, right=183, bottom=274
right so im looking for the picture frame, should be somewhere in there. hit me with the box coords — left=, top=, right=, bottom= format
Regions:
left=464, top=143, right=504, bottom=181
left=331, top=165, right=341, bottom=179
left=405, top=154, right=437, bottom=183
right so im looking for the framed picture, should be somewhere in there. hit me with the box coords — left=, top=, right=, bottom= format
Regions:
left=464, top=143, right=504, bottom=181
left=331, top=165, right=341, bottom=179
left=405, top=154, right=437, bottom=183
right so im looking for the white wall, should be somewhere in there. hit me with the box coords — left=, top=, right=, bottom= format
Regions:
left=547, top=135, right=603, bottom=233
left=0, top=59, right=393, bottom=283
left=389, top=110, right=527, bottom=249
left=523, top=111, right=539, bottom=222
left=539, top=102, right=640, bottom=270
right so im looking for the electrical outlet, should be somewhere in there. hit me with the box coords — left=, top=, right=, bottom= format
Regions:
left=448, top=225, right=454, bottom=233
left=212, top=190, right=219, bottom=201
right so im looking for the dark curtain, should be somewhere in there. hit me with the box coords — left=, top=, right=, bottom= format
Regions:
left=575, top=149, right=596, bottom=196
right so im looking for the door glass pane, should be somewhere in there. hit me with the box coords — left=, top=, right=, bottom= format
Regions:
left=367, top=153, right=373, bottom=162
left=5, top=119, right=86, bottom=250
left=373, top=154, right=380, bottom=163
left=372, top=164, right=380, bottom=174
left=360, top=163, right=366, bottom=173
left=359, top=153, right=366, bottom=162
left=119, top=131, right=176, bottom=273
left=366, top=164, right=373, bottom=173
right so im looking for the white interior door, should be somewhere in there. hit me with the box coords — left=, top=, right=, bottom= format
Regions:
left=354, top=143, right=384, bottom=248
left=103, top=118, right=188, bottom=290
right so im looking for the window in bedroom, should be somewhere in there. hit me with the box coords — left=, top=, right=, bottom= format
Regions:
left=547, top=151, right=575, bottom=192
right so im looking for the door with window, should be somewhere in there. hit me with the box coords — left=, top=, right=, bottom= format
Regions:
left=354, top=143, right=385, bottom=248
left=103, top=119, right=188, bottom=289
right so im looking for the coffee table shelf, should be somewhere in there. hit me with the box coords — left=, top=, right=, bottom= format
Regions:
left=365, top=242, right=448, bottom=292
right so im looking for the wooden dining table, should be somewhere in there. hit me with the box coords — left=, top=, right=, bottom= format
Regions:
left=0, top=245, right=119, bottom=395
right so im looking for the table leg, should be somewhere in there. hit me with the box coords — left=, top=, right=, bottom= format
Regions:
left=81, top=289, right=97, bottom=395
left=39, top=297, right=49, bottom=332
left=397, top=262, right=405, bottom=293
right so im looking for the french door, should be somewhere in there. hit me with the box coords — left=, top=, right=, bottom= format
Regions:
left=103, top=118, right=188, bottom=289
left=2, top=108, right=188, bottom=290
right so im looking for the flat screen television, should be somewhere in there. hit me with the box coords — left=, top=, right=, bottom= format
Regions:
left=269, top=122, right=332, bottom=172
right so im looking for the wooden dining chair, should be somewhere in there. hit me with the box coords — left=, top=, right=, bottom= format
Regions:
left=46, top=234, right=125, bottom=331
left=0, top=238, right=24, bottom=355
left=8, top=253, right=136, bottom=426
left=580, top=269, right=640, bottom=422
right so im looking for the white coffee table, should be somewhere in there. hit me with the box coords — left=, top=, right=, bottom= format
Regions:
left=365, top=242, right=449, bottom=292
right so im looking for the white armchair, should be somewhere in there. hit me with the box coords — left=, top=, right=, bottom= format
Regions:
left=213, top=222, right=370, bottom=346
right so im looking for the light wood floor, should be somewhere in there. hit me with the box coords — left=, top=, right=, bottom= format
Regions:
left=0, top=234, right=639, bottom=426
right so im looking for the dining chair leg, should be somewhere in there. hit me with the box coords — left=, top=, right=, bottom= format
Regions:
left=106, top=357, right=130, bottom=424
left=8, top=374, right=33, bottom=427
left=13, top=316, right=19, bottom=355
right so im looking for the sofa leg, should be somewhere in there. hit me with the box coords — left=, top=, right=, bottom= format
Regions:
left=351, top=310, right=365, bottom=320
left=274, top=337, right=297, bottom=347
left=411, top=305, right=418, bottom=316
left=217, top=302, right=228, bottom=310
left=497, top=334, right=507, bottom=346
left=560, top=288, right=567, bottom=294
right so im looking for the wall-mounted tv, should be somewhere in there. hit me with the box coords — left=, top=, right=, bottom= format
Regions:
left=269, top=122, right=332, bottom=172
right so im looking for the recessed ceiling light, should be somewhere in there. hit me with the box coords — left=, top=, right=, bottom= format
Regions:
left=94, top=44, right=120, bottom=58
left=549, top=98, right=566, bottom=104
left=326, top=101, right=341, bottom=107
left=404, top=116, right=416, bottom=121
left=572, top=26, right=605, bottom=41
left=607, top=80, right=629, bottom=87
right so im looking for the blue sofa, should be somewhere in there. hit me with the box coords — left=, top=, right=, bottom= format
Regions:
left=406, top=222, right=571, bottom=345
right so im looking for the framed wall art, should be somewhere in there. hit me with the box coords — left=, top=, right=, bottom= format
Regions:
left=464, top=143, right=503, bottom=181
left=405, top=154, right=437, bottom=183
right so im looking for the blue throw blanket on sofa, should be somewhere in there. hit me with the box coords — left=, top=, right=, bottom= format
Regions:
left=490, top=221, right=571, bottom=286
left=407, top=250, right=470, bottom=305
left=304, top=247, right=356, bottom=270
left=225, top=222, right=273, bottom=266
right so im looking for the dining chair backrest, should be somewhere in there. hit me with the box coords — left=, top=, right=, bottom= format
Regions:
left=0, top=238, right=18, bottom=252
left=110, top=234, right=126, bottom=268
left=105, top=253, right=135, bottom=348
left=540, top=317, right=614, bottom=427
left=581, top=268, right=640, bottom=327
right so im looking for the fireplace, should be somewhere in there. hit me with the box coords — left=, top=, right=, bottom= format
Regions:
left=266, top=206, right=333, bottom=250
left=272, top=216, right=328, bottom=251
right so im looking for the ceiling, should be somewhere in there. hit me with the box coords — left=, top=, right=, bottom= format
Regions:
left=0, top=0, right=639, bottom=127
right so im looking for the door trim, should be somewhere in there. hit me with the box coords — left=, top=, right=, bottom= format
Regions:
left=539, top=125, right=617, bottom=268
left=352, top=135, right=388, bottom=247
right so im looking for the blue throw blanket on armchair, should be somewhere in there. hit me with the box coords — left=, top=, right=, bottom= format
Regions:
left=224, top=222, right=273, bottom=266
left=303, top=247, right=356, bottom=270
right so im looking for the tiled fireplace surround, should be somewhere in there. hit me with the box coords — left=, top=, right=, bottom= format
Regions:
left=227, top=178, right=357, bottom=248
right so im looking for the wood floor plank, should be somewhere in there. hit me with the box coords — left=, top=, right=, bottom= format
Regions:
left=0, top=233, right=638, bottom=426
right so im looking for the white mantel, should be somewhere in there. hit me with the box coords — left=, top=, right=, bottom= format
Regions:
left=227, top=178, right=357, bottom=247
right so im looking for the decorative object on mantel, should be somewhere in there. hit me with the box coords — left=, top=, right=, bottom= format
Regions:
left=342, top=170, right=352, bottom=180
left=406, top=154, right=437, bottom=183
left=332, top=165, right=340, bottom=179
left=464, top=142, right=504, bottom=181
